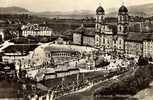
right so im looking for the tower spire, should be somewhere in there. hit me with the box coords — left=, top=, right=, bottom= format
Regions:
left=99, top=2, right=101, bottom=6
left=122, top=0, right=126, bottom=6
left=122, top=1, right=124, bottom=5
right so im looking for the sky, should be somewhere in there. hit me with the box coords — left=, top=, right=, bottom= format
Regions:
left=0, top=0, right=153, bottom=12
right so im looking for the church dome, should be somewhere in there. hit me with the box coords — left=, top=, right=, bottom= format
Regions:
left=96, top=6, right=104, bottom=15
left=119, top=5, right=128, bottom=13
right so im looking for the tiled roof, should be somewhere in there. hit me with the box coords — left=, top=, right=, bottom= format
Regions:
left=75, top=25, right=85, bottom=33
left=125, top=32, right=144, bottom=42
left=75, top=26, right=95, bottom=36
left=125, top=32, right=153, bottom=42
left=3, top=44, right=39, bottom=54
left=38, top=44, right=96, bottom=54
left=143, top=33, right=153, bottom=40
left=83, top=28, right=95, bottom=36
left=44, top=44, right=78, bottom=52
left=22, top=24, right=52, bottom=31
left=63, top=29, right=74, bottom=36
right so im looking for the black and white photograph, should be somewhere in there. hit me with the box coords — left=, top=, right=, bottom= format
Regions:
left=1, top=0, right=153, bottom=100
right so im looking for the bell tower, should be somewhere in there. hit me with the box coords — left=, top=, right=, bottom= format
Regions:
left=95, top=3, right=105, bottom=47
left=118, top=2, right=129, bottom=34
left=95, top=3, right=105, bottom=33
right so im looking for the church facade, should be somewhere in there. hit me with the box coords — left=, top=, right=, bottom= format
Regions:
left=95, top=4, right=129, bottom=55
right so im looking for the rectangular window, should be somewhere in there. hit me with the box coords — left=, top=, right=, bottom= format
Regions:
left=96, top=24, right=98, bottom=30
left=42, top=97, right=46, bottom=100
left=108, top=40, right=109, bottom=44
left=120, top=26, right=122, bottom=31
left=119, top=39, right=122, bottom=44
left=114, top=40, right=116, bottom=44
left=97, top=37, right=98, bottom=41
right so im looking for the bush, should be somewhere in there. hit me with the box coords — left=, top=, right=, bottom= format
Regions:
left=95, top=57, right=110, bottom=68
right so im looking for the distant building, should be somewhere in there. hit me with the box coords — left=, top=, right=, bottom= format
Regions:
left=73, top=24, right=95, bottom=46
left=125, top=32, right=143, bottom=57
left=129, top=22, right=143, bottom=32
left=83, top=29, right=95, bottom=46
left=21, top=24, right=53, bottom=37
left=1, top=44, right=39, bottom=69
left=73, top=32, right=82, bottom=45
left=143, top=34, right=153, bottom=58
left=53, top=37, right=71, bottom=45
left=124, top=32, right=153, bottom=58
left=129, top=21, right=153, bottom=33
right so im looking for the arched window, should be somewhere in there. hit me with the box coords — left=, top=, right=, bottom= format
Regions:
left=119, top=26, right=122, bottom=31
left=119, top=39, right=122, bottom=45
left=103, top=38, right=105, bottom=44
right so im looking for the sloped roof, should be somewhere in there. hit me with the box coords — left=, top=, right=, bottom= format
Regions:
left=22, top=24, right=52, bottom=31
left=75, top=25, right=85, bottom=33
left=75, top=25, right=95, bottom=36
left=63, top=29, right=74, bottom=36
left=39, top=44, right=96, bottom=54
left=96, top=6, right=105, bottom=15
left=44, top=44, right=78, bottom=52
left=3, top=44, right=39, bottom=54
left=125, top=32, right=153, bottom=42
left=125, top=32, right=145, bottom=42
left=83, top=28, right=95, bottom=36
left=143, top=33, right=153, bottom=40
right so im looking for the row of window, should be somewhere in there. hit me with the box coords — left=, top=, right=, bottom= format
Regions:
left=102, top=38, right=122, bottom=44
left=47, top=52, right=79, bottom=57
left=125, top=44, right=142, bottom=48
left=96, top=37, right=123, bottom=48
left=22, top=31, right=52, bottom=36
left=96, top=15, right=104, bottom=22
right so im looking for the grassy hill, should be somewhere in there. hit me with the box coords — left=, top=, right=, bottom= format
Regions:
left=94, top=64, right=153, bottom=98
left=0, top=6, right=30, bottom=14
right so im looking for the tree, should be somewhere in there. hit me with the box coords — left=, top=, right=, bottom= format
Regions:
left=3, top=29, right=12, bottom=40
left=149, top=57, right=152, bottom=62
left=138, top=56, right=148, bottom=65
